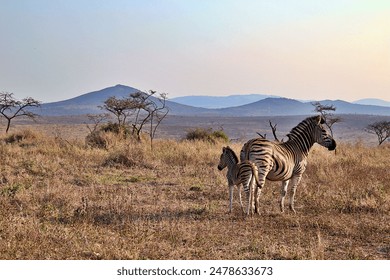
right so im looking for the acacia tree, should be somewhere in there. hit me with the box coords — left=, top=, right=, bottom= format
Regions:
left=126, top=90, right=169, bottom=143
left=0, top=92, right=41, bottom=133
left=365, top=121, right=390, bottom=145
left=130, top=91, right=154, bottom=140
left=99, top=96, right=139, bottom=129
left=312, top=102, right=341, bottom=137
left=147, top=92, right=169, bottom=149
left=100, top=90, right=169, bottom=144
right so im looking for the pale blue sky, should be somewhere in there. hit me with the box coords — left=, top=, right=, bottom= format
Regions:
left=1, top=0, right=389, bottom=102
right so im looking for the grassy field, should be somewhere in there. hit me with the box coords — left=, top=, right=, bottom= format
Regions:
left=0, top=127, right=389, bottom=260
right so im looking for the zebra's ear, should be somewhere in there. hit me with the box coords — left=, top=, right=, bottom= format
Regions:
left=316, top=115, right=325, bottom=124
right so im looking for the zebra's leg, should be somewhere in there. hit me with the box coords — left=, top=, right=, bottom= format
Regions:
left=228, top=184, right=234, bottom=213
left=254, top=185, right=262, bottom=214
left=244, top=176, right=253, bottom=215
left=249, top=175, right=256, bottom=215
left=237, top=184, right=245, bottom=213
left=280, top=180, right=290, bottom=213
left=289, top=176, right=302, bottom=213
left=254, top=171, right=268, bottom=215
left=251, top=184, right=261, bottom=214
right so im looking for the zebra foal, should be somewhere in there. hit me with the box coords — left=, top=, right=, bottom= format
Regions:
left=240, top=115, right=336, bottom=214
left=217, top=146, right=261, bottom=215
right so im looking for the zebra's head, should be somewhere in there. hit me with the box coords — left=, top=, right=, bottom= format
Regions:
left=217, top=147, right=228, bottom=171
left=217, top=146, right=238, bottom=171
left=314, top=116, right=337, bottom=151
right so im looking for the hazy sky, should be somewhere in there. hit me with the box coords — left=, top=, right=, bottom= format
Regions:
left=1, top=0, right=389, bottom=102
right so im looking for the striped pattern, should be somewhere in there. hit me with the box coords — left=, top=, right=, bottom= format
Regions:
left=217, top=146, right=260, bottom=215
left=240, top=115, right=336, bottom=213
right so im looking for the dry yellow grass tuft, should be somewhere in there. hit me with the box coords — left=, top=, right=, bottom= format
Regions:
left=0, top=128, right=389, bottom=259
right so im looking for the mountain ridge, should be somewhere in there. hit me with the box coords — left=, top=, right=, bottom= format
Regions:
left=38, top=85, right=390, bottom=116
left=171, top=93, right=278, bottom=109
left=353, top=98, right=390, bottom=107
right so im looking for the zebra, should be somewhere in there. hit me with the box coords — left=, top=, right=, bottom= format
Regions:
left=217, top=146, right=261, bottom=215
left=240, top=115, right=336, bottom=214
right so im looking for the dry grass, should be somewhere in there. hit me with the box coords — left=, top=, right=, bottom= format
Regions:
left=0, top=128, right=389, bottom=260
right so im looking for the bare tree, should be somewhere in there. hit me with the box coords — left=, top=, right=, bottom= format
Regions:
left=0, top=92, right=41, bottom=133
left=100, top=90, right=169, bottom=144
left=256, top=120, right=283, bottom=141
left=312, top=102, right=341, bottom=137
left=148, top=92, right=169, bottom=149
left=256, top=132, right=267, bottom=139
left=85, top=113, right=110, bottom=133
left=365, top=121, right=390, bottom=145
left=130, top=91, right=154, bottom=141
left=269, top=120, right=283, bottom=142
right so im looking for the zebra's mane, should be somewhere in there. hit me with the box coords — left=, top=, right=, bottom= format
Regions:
left=286, top=116, right=320, bottom=141
left=224, top=146, right=239, bottom=163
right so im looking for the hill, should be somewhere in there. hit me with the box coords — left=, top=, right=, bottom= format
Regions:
left=354, top=98, right=390, bottom=107
left=37, top=85, right=390, bottom=116
left=38, top=85, right=214, bottom=116
left=171, top=94, right=278, bottom=109
left=216, top=98, right=312, bottom=116
left=38, top=85, right=139, bottom=115
left=321, top=99, right=390, bottom=115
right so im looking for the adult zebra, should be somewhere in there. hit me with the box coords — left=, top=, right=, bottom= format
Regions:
left=240, top=115, right=336, bottom=214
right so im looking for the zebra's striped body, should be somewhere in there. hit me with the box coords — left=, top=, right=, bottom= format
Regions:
left=240, top=115, right=336, bottom=213
left=218, top=146, right=261, bottom=215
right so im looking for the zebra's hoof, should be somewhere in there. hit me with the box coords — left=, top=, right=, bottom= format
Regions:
left=290, top=205, right=297, bottom=214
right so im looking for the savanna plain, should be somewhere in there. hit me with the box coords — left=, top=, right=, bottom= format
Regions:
left=0, top=117, right=389, bottom=260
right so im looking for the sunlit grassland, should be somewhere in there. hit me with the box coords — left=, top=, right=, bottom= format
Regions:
left=0, top=128, right=389, bottom=259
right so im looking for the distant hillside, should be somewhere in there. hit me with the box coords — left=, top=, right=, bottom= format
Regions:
left=38, top=85, right=213, bottom=116
left=36, top=84, right=390, bottom=117
left=216, top=98, right=312, bottom=116
left=38, top=85, right=139, bottom=115
left=354, top=98, right=390, bottom=107
left=171, top=94, right=278, bottom=109
left=320, top=99, right=390, bottom=115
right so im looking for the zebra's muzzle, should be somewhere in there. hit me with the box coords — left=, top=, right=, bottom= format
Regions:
left=327, top=139, right=337, bottom=151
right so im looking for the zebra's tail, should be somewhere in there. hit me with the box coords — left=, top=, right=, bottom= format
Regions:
left=251, top=162, right=262, bottom=189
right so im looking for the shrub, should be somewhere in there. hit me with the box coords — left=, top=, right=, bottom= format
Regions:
left=211, top=130, right=229, bottom=143
left=185, top=128, right=213, bottom=142
left=102, top=143, right=152, bottom=168
left=100, top=122, right=131, bottom=136
left=85, top=123, right=134, bottom=148
left=85, top=130, right=108, bottom=148
left=103, top=151, right=136, bottom=167
left=185, top=127, right=229, bottom=143
left=3, top=129, right=41, bottom=145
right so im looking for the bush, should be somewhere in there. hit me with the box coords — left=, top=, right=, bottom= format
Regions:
left=103, top=151, right=136, bottom=168
left=100, top=122, right=131, bottom=136
left=85, top=123, right=135, bottom=148
left=211, top=130, right=229, bottom=143
left=185, top=128, right=213, bottom=142
left=3, top=129, right=41, bottom=145
left=185, top=127, right=229, bottom=143
left=85, top=130, right=108, bottom=148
